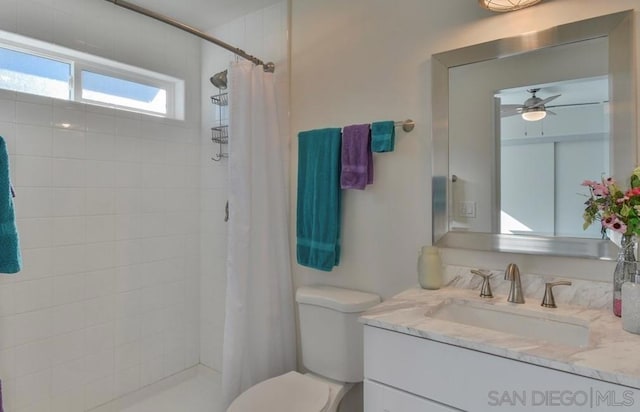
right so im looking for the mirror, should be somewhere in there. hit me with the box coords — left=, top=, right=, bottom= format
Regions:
left=432, top=11, right=636, bottom=260
left=450, top=40, right=610, bottom=238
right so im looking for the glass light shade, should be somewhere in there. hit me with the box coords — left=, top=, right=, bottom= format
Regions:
left=478, top=0, right=542, bottom=12
left=521, top=109, right=546, bottom=121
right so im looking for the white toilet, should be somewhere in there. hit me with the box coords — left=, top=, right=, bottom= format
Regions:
left=228, top=285, right=381, bottom=412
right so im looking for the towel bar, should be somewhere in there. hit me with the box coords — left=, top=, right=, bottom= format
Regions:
left=394, top=119, right=415, bottom=133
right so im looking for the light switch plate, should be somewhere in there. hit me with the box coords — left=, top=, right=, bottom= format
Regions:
left=459, top=201, right=476, bottom=218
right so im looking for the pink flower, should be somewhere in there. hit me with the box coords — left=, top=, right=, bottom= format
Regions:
left=582, top=171, right=640, bottom=238
left=602, top=215, right=627, bottom=234
left=611, top=220, right=628, bottom=233
left=592, top=184, right=609, bottom=197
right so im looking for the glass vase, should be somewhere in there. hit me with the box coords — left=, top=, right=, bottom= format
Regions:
left=613, top=234, right=637, bottom=317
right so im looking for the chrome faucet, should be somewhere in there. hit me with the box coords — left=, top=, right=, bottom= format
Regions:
left=504, top=263, right=525, bottom=303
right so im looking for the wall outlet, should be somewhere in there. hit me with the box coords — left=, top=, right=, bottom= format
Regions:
left=459, top=201, right=476, bottom=218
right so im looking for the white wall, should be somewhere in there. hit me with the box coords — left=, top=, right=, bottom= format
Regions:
left=0, top=1, right=202, bottom=411
left=199, top=1, right=289, bottom=372
left=290, top=0, right=640, bottom=298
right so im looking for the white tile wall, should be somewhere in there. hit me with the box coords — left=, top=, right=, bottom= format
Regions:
left=0, top=0, right=202, bottom=411
left=199, top=1, right=289, bottom=372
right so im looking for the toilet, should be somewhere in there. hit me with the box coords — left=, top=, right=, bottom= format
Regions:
left=228, top=285, right=381, bottom=412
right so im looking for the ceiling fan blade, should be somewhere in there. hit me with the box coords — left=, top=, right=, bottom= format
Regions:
left=547, top=101, right=605, bottom=108
left=500, top=110, right=522, bottom=118
left=535, top=94, right=561, bottom=106
left=501, top=104, right=524, bottom=110
left=500, top=105, right=523, bottom=116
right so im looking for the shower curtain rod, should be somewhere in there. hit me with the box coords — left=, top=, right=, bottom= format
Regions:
left=104, top=0, right=275, bottom=72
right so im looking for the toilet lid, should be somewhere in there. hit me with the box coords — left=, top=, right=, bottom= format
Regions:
left=228, top=371, right=331, bottom=412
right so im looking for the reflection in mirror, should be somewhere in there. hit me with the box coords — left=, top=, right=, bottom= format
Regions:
left=448, top=37, right=610, bottom=236
left=499, top=77, right=609, bottom=239
left=432, top=11, right=635, bottom=260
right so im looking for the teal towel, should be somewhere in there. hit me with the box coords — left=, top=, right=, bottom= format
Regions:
left=297, top=128, right=342, bottom=271
left=371, top=121, right=395, bottom=152
left=0, top=137, right=21, bottom=274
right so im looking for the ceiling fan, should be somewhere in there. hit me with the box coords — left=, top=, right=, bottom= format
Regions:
left=500, top=88, right=560, bottom=121
left=501, top=87, right=608, bottom=122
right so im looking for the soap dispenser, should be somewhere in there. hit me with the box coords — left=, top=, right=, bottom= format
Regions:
left=418, top=246, right=442, bottom=290
left=622, top=271, right=640, bottom=334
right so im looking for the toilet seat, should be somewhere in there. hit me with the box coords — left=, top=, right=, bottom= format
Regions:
left=227, top=371, right=331, bottom=412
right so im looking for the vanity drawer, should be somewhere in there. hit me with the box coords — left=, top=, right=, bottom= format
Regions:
left=364, top=325, right=638, bottom=411
left=365, top=380, right=460, bottom=412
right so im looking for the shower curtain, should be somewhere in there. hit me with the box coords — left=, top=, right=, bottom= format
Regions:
left=222, top=61, right=296, bottom=407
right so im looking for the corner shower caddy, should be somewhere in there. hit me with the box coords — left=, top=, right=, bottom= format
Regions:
left=211, top=90, right=228, bottom=161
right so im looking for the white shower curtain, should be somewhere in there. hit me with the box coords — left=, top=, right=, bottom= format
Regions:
left=222, top=61, right=296, bottom=408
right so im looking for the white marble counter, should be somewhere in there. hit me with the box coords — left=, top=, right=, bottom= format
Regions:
left=360, top=283, right=640, bottom=389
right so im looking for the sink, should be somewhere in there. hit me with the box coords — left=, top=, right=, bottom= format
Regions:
left=425, top=299, right=590, bottom=347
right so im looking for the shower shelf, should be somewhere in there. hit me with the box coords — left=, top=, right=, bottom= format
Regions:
left=211, top=125, right=229, bottom=144
left=211, top=92, right=228, bottom=106
left=211, top=88, right=229, bottom=161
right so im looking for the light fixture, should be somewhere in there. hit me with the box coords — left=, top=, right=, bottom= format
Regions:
left=478, top=0, right=542, bottom=12
left=521, top=107, right=546, bottom=122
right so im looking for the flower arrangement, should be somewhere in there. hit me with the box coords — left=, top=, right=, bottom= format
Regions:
left=582, top=168, right=640, bottom=237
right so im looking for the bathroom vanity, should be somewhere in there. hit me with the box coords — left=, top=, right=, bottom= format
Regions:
left=360, top=286, right=640, bottom=411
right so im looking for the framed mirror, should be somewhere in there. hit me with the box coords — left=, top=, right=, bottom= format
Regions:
left=432, top=11, right=636, bottom=260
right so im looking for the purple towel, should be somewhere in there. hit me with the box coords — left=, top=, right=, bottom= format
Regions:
left=340, top=124, right=373, bottom=190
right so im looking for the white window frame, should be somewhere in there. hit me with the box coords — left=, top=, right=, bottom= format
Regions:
left=76, top=63, right=175, bottom=118
left=0, top=29, right=184, bottom=120
left=0, top=42, right=74, bottom=100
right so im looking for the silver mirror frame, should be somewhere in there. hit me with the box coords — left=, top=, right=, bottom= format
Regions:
left=432, top=11, right=636, bottom=260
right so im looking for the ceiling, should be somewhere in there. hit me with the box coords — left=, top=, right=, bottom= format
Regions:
left=122, top=0, right=283, bottom=31
left=497, top=76, right=609, bottom=108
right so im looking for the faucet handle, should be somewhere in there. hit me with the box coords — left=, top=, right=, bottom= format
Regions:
left=541, top=280, right=572, bottom=308
left=470, top=269, right=493, bottom=298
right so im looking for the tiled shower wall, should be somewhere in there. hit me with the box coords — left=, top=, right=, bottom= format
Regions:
left=0, top=1, right=202, bottom=411
left=200, top=1, right=289, bottom=371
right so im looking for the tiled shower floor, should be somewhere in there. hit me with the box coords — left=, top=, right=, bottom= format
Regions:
left=92, top=366, right=224, bottom=412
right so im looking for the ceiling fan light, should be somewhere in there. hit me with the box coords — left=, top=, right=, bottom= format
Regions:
left=522, top=108, right=547, bottom=122
left=478, top=0, right=543, bottom=12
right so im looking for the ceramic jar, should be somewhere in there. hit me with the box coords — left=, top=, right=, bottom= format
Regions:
left=418, top=246, right=442, bottom=290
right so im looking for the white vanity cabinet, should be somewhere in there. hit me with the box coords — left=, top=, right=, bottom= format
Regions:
left=363, top=325, right=638, bottom=411
left=365, top=379, right=458, bottom=411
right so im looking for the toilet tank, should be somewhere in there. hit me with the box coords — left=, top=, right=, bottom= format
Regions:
left=295, top=286, right=380, bottom=383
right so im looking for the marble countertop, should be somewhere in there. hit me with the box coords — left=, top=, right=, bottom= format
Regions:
left=360, top=286, right=640, bottom=389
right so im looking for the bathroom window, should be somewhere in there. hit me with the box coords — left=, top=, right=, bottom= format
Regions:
left=0, top=30, right=184, bottom=119
left=0, top=46, right=71, bottom=100
left=80, top=70, right=168, bottom=116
